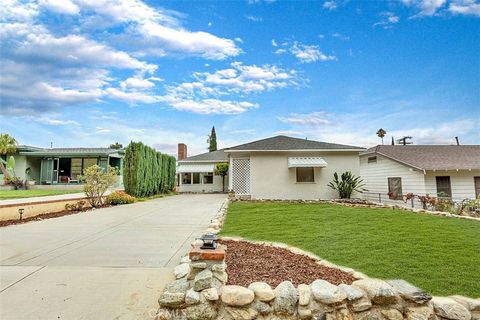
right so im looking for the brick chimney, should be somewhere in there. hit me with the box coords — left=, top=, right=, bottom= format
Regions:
left=178, top=143, right=187, bottom=160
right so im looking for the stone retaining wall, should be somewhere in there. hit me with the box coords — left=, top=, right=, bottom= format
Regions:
left=157, top=247, right=479, bottom=320
left=156, top=199, right=479, bottom=320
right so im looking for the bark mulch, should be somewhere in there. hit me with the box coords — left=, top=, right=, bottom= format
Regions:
left=219, top=239, right=357, bottom=288
left=0, top=208, right=92, bottom=228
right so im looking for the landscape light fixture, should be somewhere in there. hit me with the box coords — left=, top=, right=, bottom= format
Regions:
left=198, top=233, right=218, bottom=250
left=18, top=208, right=25, bottom=220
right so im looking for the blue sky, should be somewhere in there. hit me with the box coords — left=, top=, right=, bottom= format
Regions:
left=1, top=0, right=479, bottom=156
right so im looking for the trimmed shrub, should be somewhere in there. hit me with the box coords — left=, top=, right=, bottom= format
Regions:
left=123, top=142, right=176, bottom=197
left=106, top=191, right=136, bottom=205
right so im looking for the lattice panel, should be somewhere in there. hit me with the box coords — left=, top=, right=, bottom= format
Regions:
left=231, top=158, right=250, bottom=195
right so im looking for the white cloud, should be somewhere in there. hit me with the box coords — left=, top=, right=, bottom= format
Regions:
left=271, top=39, right=278, bottom=47
left=290, top=42, right=336, bottom=63
left=120, top=76, right=162, bottom=89
left=0, top=0, right=39, bottom=22
left=16, top=32, right=155, bottom=71
left=374, top=12, right=401, bottom=28
left=449, top=0, right=480, bottom=16
left=104, top=87, right=160, bottom=104
left=331, top=32, right=350, bottom=40
left=402, top=0, right=447, bottom=16
left=162, top=63, right=299, bottom=114
left=36, top=117, right=80, bottom=126
left=277, top=112, right=331, bottom=126
left=74, top=0, right=241, bottom=60
left=40, top=0, right=79, bottom=15
left=245, top=15, right=263, bottom=22
left=323, top=1, right=337, bottom=10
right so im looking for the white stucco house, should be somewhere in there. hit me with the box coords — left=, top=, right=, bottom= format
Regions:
left=224, top=136, right=364, bottom=200
left=177, top=135, right=364, bottom=199
left=360, top=145, right=480, bottom=201
left=176, top=144, right=229, bottom=193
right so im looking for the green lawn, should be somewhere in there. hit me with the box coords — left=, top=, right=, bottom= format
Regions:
left=0, top=189, right=82, bottom=200
left=220, top=202, right=480, bottom=297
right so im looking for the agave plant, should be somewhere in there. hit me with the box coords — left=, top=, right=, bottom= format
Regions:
left=328, top=171, right=367, bottom=199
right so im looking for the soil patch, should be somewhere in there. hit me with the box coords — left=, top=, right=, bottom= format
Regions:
left=219, top=239, right=357, bottom=288
left=0, top=208, right=95, bottom=227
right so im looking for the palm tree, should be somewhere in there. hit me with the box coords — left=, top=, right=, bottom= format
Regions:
left=0, top=133, right=18, bottom=179
left=376, top=128, right=387, bottom=145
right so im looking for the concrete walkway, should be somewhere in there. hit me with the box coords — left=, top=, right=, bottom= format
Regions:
left=0, top=194, right=226, bottom=319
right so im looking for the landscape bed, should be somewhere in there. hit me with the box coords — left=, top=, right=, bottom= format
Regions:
left=219, top=239, right=356, bottom=288
left=219, top=202, right=480, bottom=297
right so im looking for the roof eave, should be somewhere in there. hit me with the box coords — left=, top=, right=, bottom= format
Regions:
left=224, top=149, right=364, bottom=153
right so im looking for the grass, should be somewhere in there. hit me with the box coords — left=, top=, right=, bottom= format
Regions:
left=0, top=189, right=82, bottom=200
left=136, top=191, right=177, bottom=202
left=220, top=202, right=480, bottom=297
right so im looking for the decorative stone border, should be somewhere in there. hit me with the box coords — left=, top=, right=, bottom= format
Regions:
left=156, top=198, right=479, bottom=320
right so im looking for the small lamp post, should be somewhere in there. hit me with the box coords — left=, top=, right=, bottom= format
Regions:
left=19, top=208, right=25, bottom=220
left=197, top=233, right=218, bottom=250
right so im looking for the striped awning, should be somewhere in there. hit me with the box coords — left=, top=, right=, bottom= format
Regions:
left=177, top=164, right=215, bottom=173
left=287, top=157, right=328, bottom=168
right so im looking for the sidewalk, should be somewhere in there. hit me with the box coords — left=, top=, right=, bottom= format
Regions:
left=0, top=192, right=88, bottom=207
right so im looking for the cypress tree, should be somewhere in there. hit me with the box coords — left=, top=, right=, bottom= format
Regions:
left=123, top=142, right=176, bottom=197
left=208, top=126, right=217, bottom=152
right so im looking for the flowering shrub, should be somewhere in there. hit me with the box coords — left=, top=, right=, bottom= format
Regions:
left=106, top=191, right=136, bottom=205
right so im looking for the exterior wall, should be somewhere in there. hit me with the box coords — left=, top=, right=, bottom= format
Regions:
left=247, top=151, right=360, bottom=200
left=424, top=170, right=480, bottom=200
left=0, top=155, right=28, bottom=184
left=359, top=154, right=427, bottom=196
left=177, top=162, right=228, bottom=193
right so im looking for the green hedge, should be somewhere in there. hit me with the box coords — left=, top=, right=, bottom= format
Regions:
left=123, top=142, right=176, bottom=197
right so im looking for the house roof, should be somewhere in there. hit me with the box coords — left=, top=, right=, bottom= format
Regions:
left=19, top=148, right=124, bottom=157
left=224, top=135, right=364, bottom=152
left=361, top=145, right=480, bottom=171
left=179, top=149, right=228, bottom=163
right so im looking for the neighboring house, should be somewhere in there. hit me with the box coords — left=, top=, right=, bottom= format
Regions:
left=360, top=145, right=480, bottom=201
left=225, top=135, right=364, bottom=200
left=0, top=145, right=124, bottom=185
left=176, top=144, right=228, bottom=193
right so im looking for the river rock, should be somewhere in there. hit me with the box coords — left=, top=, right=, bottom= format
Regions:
left=450, top=296, right=480, bottom=312
left=202, top=288, right=219, bottom=301
left=174, top=263, right=190, bottom=279
left=406, top=304, right=435, bottom=320
left=251, top=300, right=272, bottom=315
left=221, top=285, right=255, bottom=306
left=158, top=278, right=189, bottom=308
left=273, top=281, right=299, bottom=314
left=185, top=288, right=201, bottom=305
left=223, top=306, right=258, bottom=320
left=194, top=269, right=213, bottom=292
left=339, top=284, right=365, bottom=301
left=387, top=279, right=431, bottom=304
left=433, top=297, right=472, bottom=320
left=185, top=303, right=217, bottom=320
left=311, top=280, right=347, bottom=304
left=298, top=284, right=312, bottom=306
left=248, top=282, right=275, bottom=302
left=352, top=279, right=397, bottom=305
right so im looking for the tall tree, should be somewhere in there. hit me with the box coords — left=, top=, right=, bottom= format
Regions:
left=109, top=142, right=123, bottom=150
left=0, top=133, right=18, bottom=179
left=376, top=128, right=387, bottom=145
left=208, top=126, right=217, bottom=152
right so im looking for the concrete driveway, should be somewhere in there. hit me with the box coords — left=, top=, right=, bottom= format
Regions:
left=0, top=194, right=226, bottom=320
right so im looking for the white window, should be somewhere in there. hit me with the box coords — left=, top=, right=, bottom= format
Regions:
left=192, top=173, right=200, bottom=184
left=182, top=173, right=191, bottom=184
left=203, top=172, right=213, bottom=184
left=296, top=167, right=315, bottom=183
left=388, top=177, right=402, bottom=199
